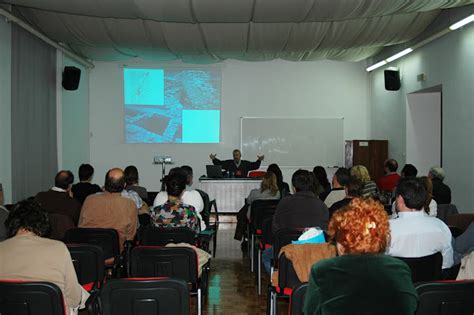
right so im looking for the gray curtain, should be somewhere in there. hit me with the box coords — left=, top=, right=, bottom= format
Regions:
left=11, top=24, right=57, bottom=202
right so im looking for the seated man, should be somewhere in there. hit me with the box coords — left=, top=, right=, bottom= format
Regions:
left=35, top=170, right=81, bottom=226
left=428, top=166, right=452, bottom=204
left=387, top=177, right=453, bottom=270
left=210, top=149, right=264, bottom=178
left=328, top=177, right=363, bottom=218
left=324, top=167, right=349, bottom=208
left=79, top=168, right=138, bottom=251
left=377, top=159, right=401, bottom=193
left=72, top=163, right=102, bottom=205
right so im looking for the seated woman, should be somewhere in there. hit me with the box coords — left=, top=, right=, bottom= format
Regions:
left=0, top=200, right=89, bottom=314
left=304, top=198, right=417, bottom=315
left=267, top=163, right=290, bottom=198
left=350, top=165, right=379, bottom=198
left=234, top=171, right=280, bottom=241
left=150, top=172, right=199, bottom=232
left=313, top=166, right=331, bottom=201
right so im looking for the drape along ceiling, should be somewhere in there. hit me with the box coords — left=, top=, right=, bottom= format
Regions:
left=2, top=0, right=473, bottom=63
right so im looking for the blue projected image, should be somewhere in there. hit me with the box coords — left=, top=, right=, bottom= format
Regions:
left=124, top=68, right=221, bottom=143
left=124, top=69, right=164, bottom=105
left=182, top=110, right=220, bottom=143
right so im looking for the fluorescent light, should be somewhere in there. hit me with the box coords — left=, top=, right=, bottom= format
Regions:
left=366, top=60, right=387, bottom=72
left=449, top=14, right=474, bottom=30
left=386, top=48, right=413, bottom=62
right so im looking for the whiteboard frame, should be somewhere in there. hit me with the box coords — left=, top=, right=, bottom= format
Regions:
left=240, top=116, right=344, bottom=168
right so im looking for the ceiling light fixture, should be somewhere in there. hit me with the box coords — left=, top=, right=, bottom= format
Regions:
left=449, top=14, right=474, bottom=30
left=366, top=60, right=387, bottom=72
left=386, top=48, right=413, bottom=63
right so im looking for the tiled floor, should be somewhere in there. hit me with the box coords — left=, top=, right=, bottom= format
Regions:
left=201, top=221, right=289, bottom=315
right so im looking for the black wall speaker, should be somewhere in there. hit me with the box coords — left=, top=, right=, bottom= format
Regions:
left=62, top=66, right=81, bottom=90
left=384, top=70, right=401, bottom=91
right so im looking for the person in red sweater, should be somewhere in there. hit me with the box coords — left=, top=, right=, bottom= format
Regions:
left=377, top=159, right=401, bottom=193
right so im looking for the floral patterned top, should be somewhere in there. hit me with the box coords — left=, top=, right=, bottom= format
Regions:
left=150, top=200, right=199, bottom=232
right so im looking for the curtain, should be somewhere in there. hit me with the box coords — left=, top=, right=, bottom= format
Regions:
left=11, top=24, right=57, bottom=202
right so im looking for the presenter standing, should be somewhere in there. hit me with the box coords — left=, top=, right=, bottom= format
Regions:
left=210, top=149, right=264, bottom=178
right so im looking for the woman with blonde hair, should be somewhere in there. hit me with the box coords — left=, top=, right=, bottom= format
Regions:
left=234, top=171, right=280, bottom=241
left=304, top=198, right=417, bottom=315
left=350, top=165, right=379, bottom=198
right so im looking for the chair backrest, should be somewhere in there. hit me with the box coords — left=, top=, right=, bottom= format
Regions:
left=273, top=228, right=304, bottom=264
left=250, top=199, right=279, bottom=230
left=415, top=280, right=474, bottom=315
left=130, top=246, right=198, bottom=283
left=395, top=252, right=443, bottom=283
left=101, top=278, right=190, bottom=315
left=64, top=228, right=120, bottom=260
left=261, top=216, right=274, bottom=246
left=66, top=244, right=104, bottom=290
left=47, top=213, right=75, bottom=241
left=437, top=204, right=458, bottom=224
left=447, top=214, right=474, bottom=232
left=196, top=189, right=211, bottom=227
left=289, top=283, right=308, bottom=315
left=278, top=253, right=301, bottom=289
left=141, top=226, right=196, bottom=246
left=0, top=281, right=66, bottom=315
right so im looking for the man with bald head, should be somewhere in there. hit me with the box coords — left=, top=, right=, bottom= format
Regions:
left=79, top=168, right=138, bottom=251
left=35, top=170, right=81, bottom=239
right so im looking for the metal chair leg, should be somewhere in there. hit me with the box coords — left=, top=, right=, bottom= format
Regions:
left=197, top=288, right=202, bottom=315
left=251, top=234, right=255, bottom=272
left=258, top=248, right=262, bottom=295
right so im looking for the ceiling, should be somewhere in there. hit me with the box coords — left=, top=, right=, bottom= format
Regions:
left=1, top=0, right=473, bottom=63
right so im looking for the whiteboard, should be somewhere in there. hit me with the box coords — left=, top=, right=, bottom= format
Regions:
left=240, top=117, right=344, bottom=167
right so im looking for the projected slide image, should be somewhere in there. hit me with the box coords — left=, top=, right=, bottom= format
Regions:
left=124, top=68, right=221, bottom=143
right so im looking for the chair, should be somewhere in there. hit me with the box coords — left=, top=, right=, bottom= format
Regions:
left=449, top=225, right=464, bottom=238
left=130, top=246, right=210, bottom=315
left=395, top=252, right=442, bottom=282
left=415, top=280, right=474, bottom=315
left=196, top=189, right=220, bottom=257
left=101, top=278, right=190, bottom=315
left=67, top=244, right=104, bottom=315
left=0, top=281, right=65, bottom=315
left=141, top=226, right=197, bottom=246
left=289, top=283, right=308, bottom=315
left=437, top=204, right=459, bottom=224
left=248, top=170, right=266, bottom=178
left=448, top=214, right=474, bottom=232
left=64, top=228, right=122, bottom=277
left=249, top=199, right=279, bottom=272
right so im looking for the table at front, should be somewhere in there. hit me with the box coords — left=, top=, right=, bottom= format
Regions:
left=199, top=179, right=261, bottom=213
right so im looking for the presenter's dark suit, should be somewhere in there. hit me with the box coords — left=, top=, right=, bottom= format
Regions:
left=304, top=254, right=418, bottom=315
left=212, top=158, right=261, bottom=178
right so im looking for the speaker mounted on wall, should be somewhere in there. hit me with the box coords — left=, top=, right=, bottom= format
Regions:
left=62, top=66, right=81, bottom=90
left=384, top=69, right=401, bottom=91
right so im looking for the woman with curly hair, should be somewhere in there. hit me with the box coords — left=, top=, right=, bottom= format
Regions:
left=0, top=199, right=89, bottom=314
left=304, top=198, right=417, bottom=315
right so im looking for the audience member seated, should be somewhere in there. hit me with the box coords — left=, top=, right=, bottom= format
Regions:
left=210, top=149, right=264, bottom=178
left=154, top=166, right=204, bottom=230
left=313, top=166, right=331, bottom=201
left=428, top=166, right=452, bottom=204
left=387, top=178, right=453, bottom=270
left=0, top=200, right=89, bottom=314
left=150, top=172, right=199, bottom=232
left=263, top=170, right=329, bottom=273
left=71, top=163, right=102, bottom=205
left=35, top=170, right=81, bottom=225
left=304, top=198, right=417, bottom=315
left=79, top=168, right=138, bottom=252
left=391, top=176, right=438, bottom=218
left=267, top=163, right=290, bottom=198
left=234, top=171, right=280, bottom=241
left=324, top=167, right=349, bottom=208
left=350, top=165, right=379, bottom=198
left=124, top=165, right=148, bottom=202
left=377, top=158, right=401, bottom=193
left=328, top=177, right=363, bottom=218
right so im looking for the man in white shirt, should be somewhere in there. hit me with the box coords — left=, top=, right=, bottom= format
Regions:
left=324, top=168, right=349, bottom=208
left=387, top=177, right=453, bottom=269
left=153, top=166, right=205, bottom=230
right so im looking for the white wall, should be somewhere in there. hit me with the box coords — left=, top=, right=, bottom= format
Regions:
left=89, top=59, right=370, bottom=190
left=370, top=24, right=474, bottom=212
left=61, top=56, right=90, bottom=177
left=0, top=18, right=12, bottom=203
